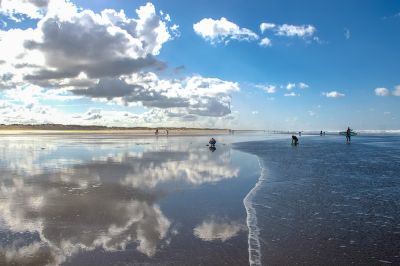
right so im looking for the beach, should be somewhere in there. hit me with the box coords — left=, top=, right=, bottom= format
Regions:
left=0, top=133, right=399, bottom=265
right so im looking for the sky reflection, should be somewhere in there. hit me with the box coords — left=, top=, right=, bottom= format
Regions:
left=0, top=135, right=255, bottom=265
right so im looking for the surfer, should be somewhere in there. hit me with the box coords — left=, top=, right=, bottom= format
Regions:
left=291, top=135, right=299, bottom=146
left=346, top=127, right=351, bottom=143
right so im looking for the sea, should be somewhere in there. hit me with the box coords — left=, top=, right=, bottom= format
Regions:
left=0, top=133, right=399, bottom=265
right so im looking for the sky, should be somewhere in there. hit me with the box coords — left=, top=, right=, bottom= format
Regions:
left=0, top=0, right=399, bottom=130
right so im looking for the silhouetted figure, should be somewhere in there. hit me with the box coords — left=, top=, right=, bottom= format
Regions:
left=166, top=129, right=169, bottom=135
left=299, top=131, right=302, bottom=136
left=209, top=146, right=216, bottom=152
left=320, top=130, right=323, bottom=136
left=346, top=127, right=351, bottom=144
left=155, top=129, right=159, bottom=136
left=209, top=138, right=216, bottom=146
left=291, top=135, right=299, bottom=146
left=323, top=131, right=326, bottom=136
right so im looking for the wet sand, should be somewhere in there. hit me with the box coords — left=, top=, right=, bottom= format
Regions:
left=0, top=134, right=261, bottom=265
left=235, top=135, right=400, bottom=265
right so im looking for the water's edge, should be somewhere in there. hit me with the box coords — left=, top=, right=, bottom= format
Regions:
left=243, top=157, right=265, bottom=266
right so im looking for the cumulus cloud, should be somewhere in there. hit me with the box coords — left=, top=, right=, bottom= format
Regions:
left=0, top=1, right=174, bottom=90
left=0, top=0, right=50, bottom=21
left=259, top=37, right=272, bottom=47
left=298, top=82, right=309, bottom=89
left=260, top=22, right=276, bottom=33
left=286, top=83, right=296, bottom=90
left=284, top=92, right=297, bottom=97
left=260, top=21, right=316, bottom=39
left=261, top=85, right=276, bottom=94
left=75, top=73, right=239, bottom=117
left=0, top=1, right=243, bottom=126
left=393, top=85, right=400, bottom=96
left=193, top=17, right=258, bottom=44
left=375, top=87, right=390, bottom=96
left=323, top=91, right=345, bottom=98
left=275, top=24, right=316, bottom=37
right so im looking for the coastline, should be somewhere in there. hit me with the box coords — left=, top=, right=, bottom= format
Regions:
left=0, top=129, right=231, bottom=136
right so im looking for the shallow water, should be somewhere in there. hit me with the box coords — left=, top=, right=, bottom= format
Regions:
left=235, top=135, right=400, bottom=265
left=0, top=134, right=262, bottom=265
left=1, top=134, right=399, bottom=265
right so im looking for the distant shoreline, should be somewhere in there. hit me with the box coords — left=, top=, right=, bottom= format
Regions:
left=0, top=124, right=237, bottom=136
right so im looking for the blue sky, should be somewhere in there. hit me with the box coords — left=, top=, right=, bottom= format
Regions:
left=0, top=0, right=399, bottom=130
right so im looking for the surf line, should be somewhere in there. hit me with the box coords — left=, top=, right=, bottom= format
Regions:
left=243, top=158, right=266, bottom=266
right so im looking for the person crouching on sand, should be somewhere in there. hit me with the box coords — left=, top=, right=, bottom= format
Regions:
left=209, top=138, right=216, bottom=146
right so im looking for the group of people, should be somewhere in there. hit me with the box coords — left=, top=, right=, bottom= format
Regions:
left=155, top=129, right=168, bottom=136
left=292, top=127, right=354, bottom=146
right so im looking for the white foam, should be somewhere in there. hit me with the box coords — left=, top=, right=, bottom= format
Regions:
left=243, top=158, right=266, bottom=266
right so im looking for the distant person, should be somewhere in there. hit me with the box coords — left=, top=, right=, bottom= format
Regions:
left=320, top=131, right=323, bottom=136
left=209, top=138, right=216, bottom=146
left=155, top=129, right=159, bottom=136
left=346, top=127, right=351, bottom=143
left=291, top=135, right=299, bottom=146
left=166, top=129, right=169, bottom=135
left=299, top=131, right=302, bottom=136
left=323, top=131, right=326, bottom=136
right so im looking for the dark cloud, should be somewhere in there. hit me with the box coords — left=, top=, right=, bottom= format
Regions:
left=23, top=0, right=49, bottom=8
left=23, top=12, right=166, bottom=81
left=189, top=97, right=231, bottom=117
left=72, top=78, right=139, bottom=99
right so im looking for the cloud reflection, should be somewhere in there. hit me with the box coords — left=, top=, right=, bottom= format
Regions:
left=0, top=137, right=239, bottom=265
left=193, top=219, right=244, bottom=242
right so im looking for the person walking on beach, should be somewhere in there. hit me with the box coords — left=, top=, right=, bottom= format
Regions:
left=155, top=129, right=159, bottom=136
left=346, top=127, right=351, bottom=144
left=291, top=135, right=299, bottom=146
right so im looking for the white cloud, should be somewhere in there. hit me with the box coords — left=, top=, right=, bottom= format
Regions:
left=393, top=85, right=400, bottom=96
left=286, top=83, right=296, bottom=90
left=251, top=111, right=258, bottom=115
left=375, top=87, right=390, bottom=96
left=259, top=37, right=272, bottom=47
left=0, top=1, right=242, bottom=126
left=260, top=22, right=276, bottom=33
left=284, top=92, right=297, bottom=97
left=344, top=28, right=351, bottom=40
left=0, top=0, right=49, bottom=21
left=275, top=24, right=316, bottom=38
left=263, top=85, right=276, bottom=94
left=0, top=1, right=176, bottom=90
left=193, top=17, right=258, bottom=44
left=323, top=91, right=345, bottom=98
left=298, top=82, right=309, bottom=89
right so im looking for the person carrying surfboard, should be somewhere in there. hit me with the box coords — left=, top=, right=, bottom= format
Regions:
left=346, top=127, right=351, bottom=143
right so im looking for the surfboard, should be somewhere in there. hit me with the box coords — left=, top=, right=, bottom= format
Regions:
left=339, top=131, right=357, bottom=136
